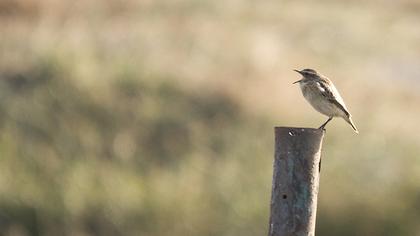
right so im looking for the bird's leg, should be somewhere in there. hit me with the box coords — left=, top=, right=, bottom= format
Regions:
left=318, top=117, right=333, bottom=130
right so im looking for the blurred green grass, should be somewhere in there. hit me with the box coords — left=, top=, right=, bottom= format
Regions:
left=1, top=0, right=420, bottom=235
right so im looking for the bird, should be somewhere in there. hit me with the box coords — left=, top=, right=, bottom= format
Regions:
left=293, top=68, right=358, bottom=133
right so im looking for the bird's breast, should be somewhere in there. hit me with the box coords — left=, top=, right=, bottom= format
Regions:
left=300, top=82, right=344, bottom=117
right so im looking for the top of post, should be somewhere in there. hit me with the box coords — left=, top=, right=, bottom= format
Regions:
left=275, top=127, right=324, bottom=137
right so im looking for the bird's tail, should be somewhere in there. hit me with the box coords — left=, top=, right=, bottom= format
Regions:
left=344, top=116, right=359, bottom=134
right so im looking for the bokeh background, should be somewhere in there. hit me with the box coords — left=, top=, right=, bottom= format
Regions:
left=1, top=0, right=420, bottom=235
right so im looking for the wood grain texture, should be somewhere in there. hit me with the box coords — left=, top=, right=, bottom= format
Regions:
left=268, top=127, right=324, bottom=236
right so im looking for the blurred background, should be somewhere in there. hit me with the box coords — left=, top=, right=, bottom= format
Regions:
left=1, top=0, right=420, bottom=235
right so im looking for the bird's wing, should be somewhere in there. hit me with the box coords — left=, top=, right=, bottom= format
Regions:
left=316, top=78, right=350, bottom=117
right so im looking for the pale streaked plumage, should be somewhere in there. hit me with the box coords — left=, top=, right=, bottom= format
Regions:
left=293, top=68, right=358, bottom=133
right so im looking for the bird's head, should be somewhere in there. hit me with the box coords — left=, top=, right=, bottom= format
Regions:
left=293, top=68, right=319, bottom=84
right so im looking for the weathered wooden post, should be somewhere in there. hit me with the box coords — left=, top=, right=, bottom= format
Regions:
left=268, top=127, right=324, bottom=236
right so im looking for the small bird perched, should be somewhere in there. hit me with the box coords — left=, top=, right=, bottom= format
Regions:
left=293, top=68, right=358, bottom=133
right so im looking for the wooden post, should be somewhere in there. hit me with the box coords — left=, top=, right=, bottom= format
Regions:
left=268, top=127, right=324, bottom=236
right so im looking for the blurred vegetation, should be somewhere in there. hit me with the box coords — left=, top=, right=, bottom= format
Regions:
left=0, top=59, right=271, bottom=235
left=1, top=0, right=420, bottom=235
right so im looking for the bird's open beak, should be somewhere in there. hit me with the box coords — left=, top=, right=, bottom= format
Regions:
left=294, top=69, right=303, bottom=74
left=293, top=69, right=304, bottom=84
